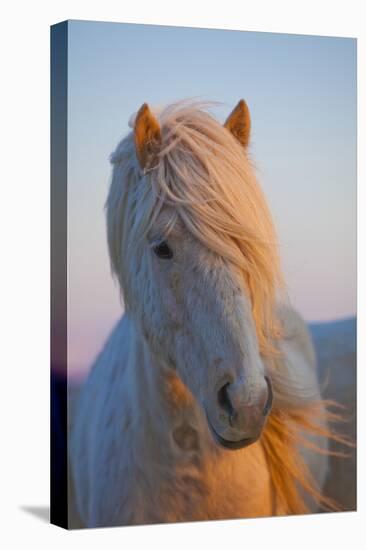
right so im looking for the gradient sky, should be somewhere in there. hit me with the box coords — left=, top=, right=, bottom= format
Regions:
left=67, top=20, right=356, bottom=375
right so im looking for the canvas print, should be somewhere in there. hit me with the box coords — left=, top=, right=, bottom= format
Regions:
left=50, top=20, right=357, bottom=529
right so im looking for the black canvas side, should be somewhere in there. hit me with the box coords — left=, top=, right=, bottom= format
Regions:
left=50, top=20, right=68, bottom=529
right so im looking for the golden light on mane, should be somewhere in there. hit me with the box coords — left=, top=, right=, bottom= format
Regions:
left=108, top=100, right=351, bottom=515
left=111, top=100, right=284, bottom=355
left=262, top=402, right=352, bottom=514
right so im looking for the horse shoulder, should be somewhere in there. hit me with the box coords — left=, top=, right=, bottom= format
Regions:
left=69, top=315, right=133, bottom=527
left=277, top=304, right=316, bottom=370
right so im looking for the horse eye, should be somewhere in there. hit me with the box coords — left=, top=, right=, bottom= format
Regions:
left=153, top=241, right=173, bottom=260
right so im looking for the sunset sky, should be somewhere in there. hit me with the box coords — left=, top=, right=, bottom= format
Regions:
left=66, top=20, right=356, bottom=375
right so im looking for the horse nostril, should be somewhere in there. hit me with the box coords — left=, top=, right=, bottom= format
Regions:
left=263, top=376, right=273, bottom=416
left=217, top=382, right=236, bottom=425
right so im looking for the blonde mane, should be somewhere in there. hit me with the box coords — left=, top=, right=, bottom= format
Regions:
left=109, top=100, right=282, bottom=356
left=107, top=100, right=350, bottom=515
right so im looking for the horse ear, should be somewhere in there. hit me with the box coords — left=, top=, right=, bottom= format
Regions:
left=224, top=99, right=251, bottom=148
left=134, top=103, right=162, bottom=170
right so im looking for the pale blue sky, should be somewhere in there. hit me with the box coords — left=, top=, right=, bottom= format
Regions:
left=67, top=20, right=356, bottom=373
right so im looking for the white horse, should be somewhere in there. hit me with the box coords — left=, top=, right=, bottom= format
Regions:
left=69, top=99, right=342, bottom=528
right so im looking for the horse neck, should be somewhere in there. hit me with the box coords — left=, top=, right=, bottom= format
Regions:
left=128, top=319, right=203, bottom=445
left=125, top=318, right=275, bottom=518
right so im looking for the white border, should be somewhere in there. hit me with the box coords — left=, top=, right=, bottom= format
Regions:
left=0, top=1, right=363, bottom=549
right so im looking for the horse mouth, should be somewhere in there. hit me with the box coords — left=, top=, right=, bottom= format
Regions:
left=206, top=414, right=259, bottom=450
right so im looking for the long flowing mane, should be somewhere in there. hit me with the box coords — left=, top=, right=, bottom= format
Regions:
left=109, top=100, right=282, bottom=352
left=107, top=100, right=350, bottom=515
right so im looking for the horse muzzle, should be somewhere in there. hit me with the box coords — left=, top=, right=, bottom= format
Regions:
left=205, top=376, right=273, bottom=450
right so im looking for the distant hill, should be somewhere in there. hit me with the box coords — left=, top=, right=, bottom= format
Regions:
left=309, top=316, right=356, bottom=396
left=309, top=316, right=356, bottom=511
left=310, top=316, right=356, bottom=358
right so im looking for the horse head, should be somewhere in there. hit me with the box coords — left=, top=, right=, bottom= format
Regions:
left=107, top=100, right=281, bottom=449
